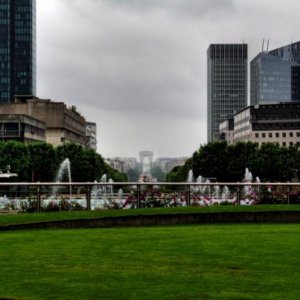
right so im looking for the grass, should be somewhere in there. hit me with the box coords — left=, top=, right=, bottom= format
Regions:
left=0, top=224, right=300, bottom=299
left=1, top=204, right=300, bottom=226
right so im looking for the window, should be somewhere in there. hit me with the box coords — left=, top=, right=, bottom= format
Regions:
left=282, top=142, right=286, bottom=146
left=262, top=133, right=266, bottom=138
left=276, top=132, right=279, bottom=138
left=297, top=132, right=300, bottom=137
left=282, top=132, right=286, bottom=138
left=290, top=132, right=293, bottom=137
left=255, top=133, right=259, bottom=138
left=290, top=142, right=293, bottom=146
left=269, top=133, right=272, bottom=138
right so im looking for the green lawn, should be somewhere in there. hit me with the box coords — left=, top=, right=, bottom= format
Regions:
left=1, top=204, right=300, bottom=226
left=0, top=224, right=300, bottom=299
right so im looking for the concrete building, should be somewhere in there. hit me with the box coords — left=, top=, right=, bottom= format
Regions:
left=219, top=118, right=234, bottom=145
left=0, top=96, right=87, bottom=147
left=207, top=44, right=248, bottom=142
left=0, top=114, right=45, bottom=143
left=86, top=122, right=97, bottom=150
left=219, top=102, right=300, bottom=147
left=107, top=157, right=138, bottom=174
left=251, top=42, right=300, bottom=105
left=0, top=0, right=36, bottom=102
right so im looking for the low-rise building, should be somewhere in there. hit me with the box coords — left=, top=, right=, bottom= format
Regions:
left=0, top=114, right=46, bottom=143
left=219, top=102, right=300, bottom=147
left=86, top=122, right=97, bottom=150
left=107, top=157, right=138, bottom=173
left=0, top=96, right=87, bottom=147
left=219, top=119, right=234, bottom=145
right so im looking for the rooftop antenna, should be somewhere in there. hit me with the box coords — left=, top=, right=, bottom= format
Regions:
left=290, top=38, right=294, bottom=62
left=267, top=39, right=270, bottom=52
left=262, top=39, right=265, bottom=52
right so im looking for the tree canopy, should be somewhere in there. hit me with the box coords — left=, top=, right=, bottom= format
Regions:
left=0, top=141, right=127, bottom=182
left=166, top=142, right=300, bottom=183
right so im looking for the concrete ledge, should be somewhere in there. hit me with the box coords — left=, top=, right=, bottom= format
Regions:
left=1, top=211, right=300, bottom=231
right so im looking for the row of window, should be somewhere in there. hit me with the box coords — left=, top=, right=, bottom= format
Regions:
left=268, top=141, right=300, bottom=147
left=15, top=28, right=31, bottom=34
left=255, top=132, right=300, bottom=138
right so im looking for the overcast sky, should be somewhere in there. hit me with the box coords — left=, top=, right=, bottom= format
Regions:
left=36, top=0, right=300, bottom=159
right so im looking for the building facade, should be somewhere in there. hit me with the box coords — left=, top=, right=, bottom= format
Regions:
left=207, top=44, right=248, bottom=142
left=0, top=0, right=36, bottom=102
left=0, top=96, right=87, bottom=147
left=220, top=102, right=300, bottom=147
left=250, top=42, right=300, bottom=106
left=219, top=118, right=234, bottom=145
left=0, top=113, right=45, bottom=142
left=85, top=121, right=97, bottom=150
left=269, top=41, right=300, bottom=63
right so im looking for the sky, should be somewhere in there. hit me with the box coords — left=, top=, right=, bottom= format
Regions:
left=36, top=0, right=300, bottom=159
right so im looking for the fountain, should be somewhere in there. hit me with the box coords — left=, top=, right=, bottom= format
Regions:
left=91, top=174, right=116, bottom=209
left=195, top=175, right=203, bottom=192
left=221, top=186, right=230, bottom=201
left=243, top=168, right=253, bottom=196
left=187, top=169, right=194, bottom=183
left=52, top=158, right=72, bottom=199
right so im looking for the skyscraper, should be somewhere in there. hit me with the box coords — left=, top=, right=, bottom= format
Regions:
left=207, top=44, right=248, bottom=143
left=0, top=0, right=36, bottom=103
left=250, top=41, right=300, bottom=106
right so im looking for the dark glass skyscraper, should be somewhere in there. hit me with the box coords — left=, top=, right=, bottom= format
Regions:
left=207, top=44, right=248, bottom=143
left=0, top=0, right=36, bottom=103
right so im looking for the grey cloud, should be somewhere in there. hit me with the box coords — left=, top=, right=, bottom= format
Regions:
left=37, top=0, right=300, bottom=157
left=101, top=0, right=237, bottom=17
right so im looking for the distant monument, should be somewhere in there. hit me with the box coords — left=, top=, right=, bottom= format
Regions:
left=139, top=151, right=153, bottom=175
left=139, top=151, right=154, bottom=182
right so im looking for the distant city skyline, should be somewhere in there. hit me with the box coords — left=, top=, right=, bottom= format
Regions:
left=36, top=0, right=300, bottom=158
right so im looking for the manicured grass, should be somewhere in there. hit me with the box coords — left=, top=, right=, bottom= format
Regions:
left=0, top=224, right=300, bottom=299
left=1, top=205, right=300, bottom=226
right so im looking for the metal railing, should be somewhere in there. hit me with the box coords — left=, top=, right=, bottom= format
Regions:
left=0, top=182, right=299, bottom=212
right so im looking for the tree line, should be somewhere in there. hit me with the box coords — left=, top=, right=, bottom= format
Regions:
left=0, top=141, right=127, bottom=182
left=166, top=142, right=300, bottom=183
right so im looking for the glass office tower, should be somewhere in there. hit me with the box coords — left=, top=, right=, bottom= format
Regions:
left=251, top=41, right=300, bottom=106
left=0, top=0, right=36, bottom=103
left=269, top=41, right=300, bottom=63
left=207, top=44, right=248, bottom=143
left=250, top=53, right=293, bottom=105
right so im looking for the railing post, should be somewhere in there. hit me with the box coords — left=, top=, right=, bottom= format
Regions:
left=237, top=186, right=240, bottom=206
left=86, top=185, right=91, bottom=210
left=137, top=184, right=141, bottom=209
left=37, top=184, right=41, bottom=212
left=187, top=184, right=191, bottom=206
left=287, top=185, right=290, bottom=205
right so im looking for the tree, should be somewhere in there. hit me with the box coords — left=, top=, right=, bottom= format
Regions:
left=27, top=142, right=57, bottom=182
left=191, top=142, right=228, bottom=181
left=151, top=166, right=165, bottom=182
left=56, top=143, right=106, bottom=182
left=0, top=141, right=30, bottom=181
left=249, top=143, right=286, bottom=182
left=126, top=168, right=141, bottom=182
left=226, top=142, right=258, bottom=182
left=166, top=158, right=192, bottom=182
